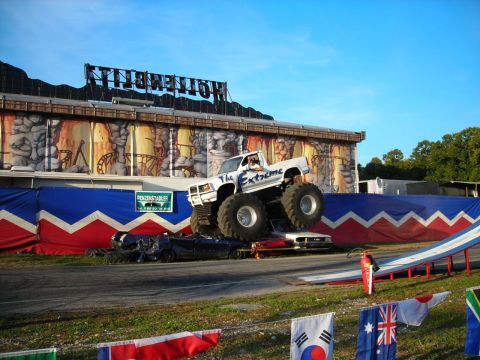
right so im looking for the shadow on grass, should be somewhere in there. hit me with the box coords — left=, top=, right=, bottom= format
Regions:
left=0, top=311, right=104, bottom=331
left=57, top=348, right=97, bottom=360
left=397, top=345, right=465, bottom=360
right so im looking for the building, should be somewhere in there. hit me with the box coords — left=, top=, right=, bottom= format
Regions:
left=359, top=178, right=479, bottom=197
left=0, top=62, right=365, bottom=192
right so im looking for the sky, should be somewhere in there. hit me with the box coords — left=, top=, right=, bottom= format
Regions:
left=0, top=0, right=479, bottom=165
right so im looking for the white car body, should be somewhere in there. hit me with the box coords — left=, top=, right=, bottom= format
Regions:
left=270, top=220, right=332, bottom=250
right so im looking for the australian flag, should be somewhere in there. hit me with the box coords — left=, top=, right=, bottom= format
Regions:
left=356, top=304, right=397, bottom=360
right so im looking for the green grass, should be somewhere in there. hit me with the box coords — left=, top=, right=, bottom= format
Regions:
left=0, top=253, right=108, bottom=267
left=0, top=268, right=477, bottom=359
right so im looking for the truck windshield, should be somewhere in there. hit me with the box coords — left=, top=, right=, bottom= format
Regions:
left=218, top=156, right=243, bottom=174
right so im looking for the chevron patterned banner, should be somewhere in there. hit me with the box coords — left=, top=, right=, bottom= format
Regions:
left=1, top=188, right=480, bottom=254
left=35, top=187, right=192, bottom=254
left=311, top=194, right=480, bottom=244
left=0, top=188, right=38, bottom=253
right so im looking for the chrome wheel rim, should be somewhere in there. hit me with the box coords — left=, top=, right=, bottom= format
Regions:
left=237, top=205, right=257, bottom=228
left=300, top=194, right=317, bottom=216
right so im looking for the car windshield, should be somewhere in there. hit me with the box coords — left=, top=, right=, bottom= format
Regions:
left=218, top=156, right=243, bottom=174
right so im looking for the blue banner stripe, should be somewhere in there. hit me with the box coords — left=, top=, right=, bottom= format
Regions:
left=38, top=187, right=192, bottom=225
left=323, top=194, right=480, bottom=222
left=0, top=188, right=37, bottom=224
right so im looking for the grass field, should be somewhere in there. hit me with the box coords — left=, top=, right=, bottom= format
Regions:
left=0, top=245, right=478, bottom=359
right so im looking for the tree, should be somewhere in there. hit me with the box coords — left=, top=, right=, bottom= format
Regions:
left=382, top=149, right=404, bottom=166
left=425, top=127, right=480, bottom=181
left=358, top=157, right=384, bottom=180
left=360, top=127, right=480, bottom=182
left=411, top=140, right=433, bottom=169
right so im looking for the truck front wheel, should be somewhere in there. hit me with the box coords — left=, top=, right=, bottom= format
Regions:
left=218, top=193, right=267, bottom=242
left=281, top=183, right=324, bottom=228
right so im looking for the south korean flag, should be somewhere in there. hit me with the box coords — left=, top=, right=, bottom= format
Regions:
left=290, top=312, right=334, bottom=360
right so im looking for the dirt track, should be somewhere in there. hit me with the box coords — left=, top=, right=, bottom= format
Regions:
left=1, top=249, right=477, bottom=314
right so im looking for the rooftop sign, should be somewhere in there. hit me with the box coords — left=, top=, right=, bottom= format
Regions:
left=84, top=64, right=227, bottom=104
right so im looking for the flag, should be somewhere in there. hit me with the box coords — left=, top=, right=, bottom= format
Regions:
left=0, top=348, right=56, bottom=360
left=465, top=286, right=480, bottom=356
left=135, top=330, right=221, bottom=360
left=290, top=312, right=334, bottom=360
left=397, top=291, right=451, bottom=326
left=97, top=340, right=137, bottom=360
left=356, top=304, right=397, bottom=360
left=97, top=330, right=221, bottom=360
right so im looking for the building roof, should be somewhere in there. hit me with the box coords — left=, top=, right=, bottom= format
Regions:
left=1, top=93, right=365, bottom=143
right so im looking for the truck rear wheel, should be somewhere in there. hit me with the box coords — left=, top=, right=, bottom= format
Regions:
left=218, top=193, right=267, bottom=242
left=281, top=183, right=324, bottom=228
left=190, top=208, right=221, bottom=236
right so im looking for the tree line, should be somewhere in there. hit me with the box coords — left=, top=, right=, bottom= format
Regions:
left=358, top=127, right=480, bottom=182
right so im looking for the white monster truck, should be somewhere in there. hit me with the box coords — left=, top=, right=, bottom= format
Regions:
left=187, top=151, right=324, bottom=242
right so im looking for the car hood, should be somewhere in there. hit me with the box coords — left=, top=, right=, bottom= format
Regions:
left=274, top=231, right=332, bottom=241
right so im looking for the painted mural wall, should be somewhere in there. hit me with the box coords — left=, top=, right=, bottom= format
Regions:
left=0, top=112, right=357, bottom=193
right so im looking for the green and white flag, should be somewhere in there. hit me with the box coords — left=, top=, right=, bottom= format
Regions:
left=0, top=348, right=56, bottom=360
left=465, top=286, right=480, bottom=356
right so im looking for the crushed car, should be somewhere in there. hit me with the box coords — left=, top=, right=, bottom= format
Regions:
left=108, top=231, right=251, bottom=263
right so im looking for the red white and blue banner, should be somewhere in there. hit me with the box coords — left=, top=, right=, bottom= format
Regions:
left=1, top=188, right=480, bottom=254
left=300, top=221, right=480, bottom=284
left=36, top=187, right=192, bottom=254
left=313, top=194, right=480, bottom=244
left=0, top=188, right=37, bottom=253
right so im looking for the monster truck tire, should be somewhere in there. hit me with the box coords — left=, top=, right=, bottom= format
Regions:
left=190, top=208, right=222, bottom=236
left=105, top=250, right=140, bottom=264
left=190, top=208, right=202, bottom=233
left=281, top=183, right=324, bottom=228
left=217, top=193, right=267, bottom=242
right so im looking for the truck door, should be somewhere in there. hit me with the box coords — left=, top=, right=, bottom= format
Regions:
left=238, top=153, right=282, bottom=192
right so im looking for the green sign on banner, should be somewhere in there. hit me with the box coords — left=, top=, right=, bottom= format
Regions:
left=135, top=191, right=173, bottom=212
left=0, top=348, right=56, bottom=360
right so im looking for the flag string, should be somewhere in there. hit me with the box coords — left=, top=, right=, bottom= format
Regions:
left=42, top=288, right=463, bottom=354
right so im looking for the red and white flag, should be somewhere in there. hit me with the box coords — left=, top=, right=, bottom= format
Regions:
left=135, top=330, right=221, bottom=360
left=397, top=291, right=451, bottom=326
left=97, top=329, right=221, bottom=360
left=290, top=312, right=334, bottom=360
